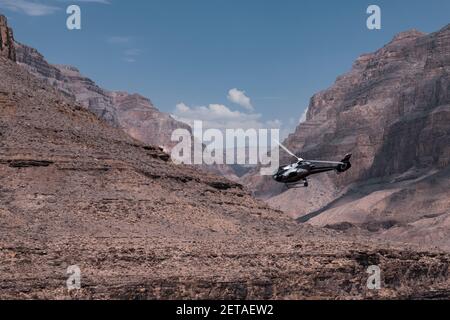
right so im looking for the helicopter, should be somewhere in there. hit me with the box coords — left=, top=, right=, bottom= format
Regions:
left=272, top=140, right=352, bottom=188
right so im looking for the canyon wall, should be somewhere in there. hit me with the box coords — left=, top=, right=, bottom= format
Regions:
left=246, top=24, right=450, bottom=250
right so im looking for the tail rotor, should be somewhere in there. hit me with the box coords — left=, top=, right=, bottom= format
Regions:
left=337, top=154, right=352, bottom=173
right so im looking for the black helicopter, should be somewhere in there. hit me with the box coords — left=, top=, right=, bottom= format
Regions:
left=272, top=140, right=352, bottom=188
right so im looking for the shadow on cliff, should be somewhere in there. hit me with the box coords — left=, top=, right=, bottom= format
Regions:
left=295, top=187, right=366, bottom=223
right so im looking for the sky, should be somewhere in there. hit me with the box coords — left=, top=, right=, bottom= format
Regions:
left=1, top=0, right=449, bottom=139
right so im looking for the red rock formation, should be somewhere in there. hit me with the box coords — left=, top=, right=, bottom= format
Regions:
left=111, top=91, right=191, bottom=150
left=0, top=15, right=15, bottom=61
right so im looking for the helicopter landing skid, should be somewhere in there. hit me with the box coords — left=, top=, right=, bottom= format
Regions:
left=285, top=180, right=309, bottom=189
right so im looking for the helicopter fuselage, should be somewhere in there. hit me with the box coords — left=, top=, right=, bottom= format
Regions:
left=271, top=139, right=352, bottom=188
left=272, top=161, right=338, bottom=184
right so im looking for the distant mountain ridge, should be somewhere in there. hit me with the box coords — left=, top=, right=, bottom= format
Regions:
left=14, top=41, right=190, bottom=150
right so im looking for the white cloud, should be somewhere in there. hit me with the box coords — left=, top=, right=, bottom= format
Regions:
left=107, top=36, right=132, bottom=44
left=124, top=48, right=141, bottom=56
left=266, top=119, right=282, bottom=128
left=123, top=48, right=141, bottom=63
left=0, top=0, right=59, bottom=16
left=106, top=38, right=141, bottom=63
left=299, top=107, right=309, bottom=123
left=173, top=88, right=291, bottom=143
left=227, top=88, right=253, bottom=111
left=173, top=102, right=284, bottom=134
left=174, top=103, right=255, bottom=129
left=173, top=102, right=289, bottom=148
left=175, top=102, right=190, bottom=113
left=106, top=37, right=141, bottom=63
left=63, top=0, right=110, bottom=3
left=0, top=0, right=110, bottom=16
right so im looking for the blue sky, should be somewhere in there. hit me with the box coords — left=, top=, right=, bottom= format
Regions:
left=1, top=0, right=449, bottom=137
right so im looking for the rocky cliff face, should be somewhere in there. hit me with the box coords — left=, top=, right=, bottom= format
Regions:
left=0, top=15, right=15, bottom=61
left=111, top=91, right=191, bottom=150
left=14, top=42, right=189, bottom=150
left=247, top=24, right=450, bottom=251
left=15, top=42, right=119, bottom=125
left=287, top=27, right=449, bottom=182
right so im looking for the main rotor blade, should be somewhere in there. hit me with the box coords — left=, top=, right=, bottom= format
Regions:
left=306, top=160, right=344, bottom=165
left=273, top=140, right=303, bottom=161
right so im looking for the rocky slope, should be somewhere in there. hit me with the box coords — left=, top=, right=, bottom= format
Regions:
left=246, top=24, right=450, bottom=251
left=14, top=40, right=235, bottom=178
left=14, top=42, right=190, bottom=150
left=1, top=16, right=450, bottom=298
